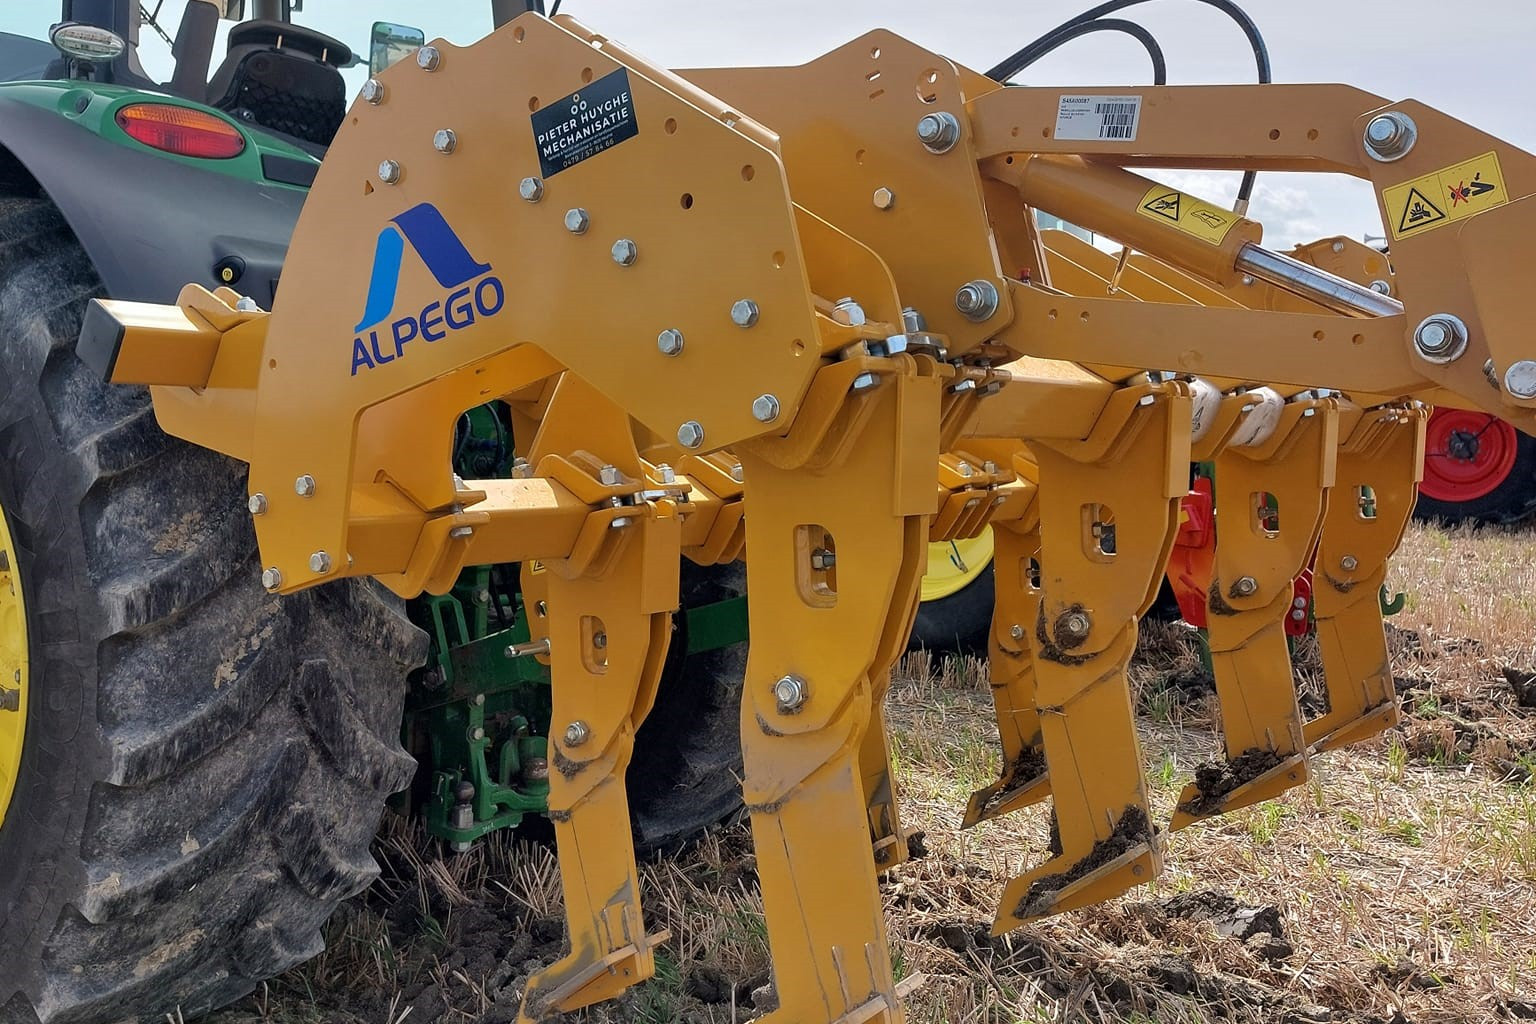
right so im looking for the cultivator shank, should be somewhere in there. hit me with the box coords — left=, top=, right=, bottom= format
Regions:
left=84, top=12, right=1536, bottom=1021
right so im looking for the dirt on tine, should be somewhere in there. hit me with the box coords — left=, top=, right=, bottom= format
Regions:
left=207, top=520, right=1536, bottom=1024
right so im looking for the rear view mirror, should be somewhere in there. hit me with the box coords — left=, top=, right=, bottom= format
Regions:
left=370, top=22, right=425, bottom=77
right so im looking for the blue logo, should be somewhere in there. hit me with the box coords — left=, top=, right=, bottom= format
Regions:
left=350, top=202, right=504, bottom=376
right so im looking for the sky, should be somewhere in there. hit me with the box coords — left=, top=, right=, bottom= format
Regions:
left=4, top=0, right=1534, bottom=249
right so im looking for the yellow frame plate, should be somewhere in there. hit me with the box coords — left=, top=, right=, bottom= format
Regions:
left=0, top=500, right=28, bottom=828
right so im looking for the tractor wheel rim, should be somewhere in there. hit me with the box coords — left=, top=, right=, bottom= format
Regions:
left=921, top=527, right=995, bottom=602
left=1419, top=411, right=1519, bottom=502
left=0, top=500, right=27, bottom=829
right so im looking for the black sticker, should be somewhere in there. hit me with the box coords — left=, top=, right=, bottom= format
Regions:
left=531, top=68, right=639, bottom=178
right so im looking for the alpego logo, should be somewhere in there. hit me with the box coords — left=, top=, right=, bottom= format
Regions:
left=350, top=202, right=505, bottom=376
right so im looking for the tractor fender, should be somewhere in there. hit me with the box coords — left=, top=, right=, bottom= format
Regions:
left=0, top=93, right=303, bottom=304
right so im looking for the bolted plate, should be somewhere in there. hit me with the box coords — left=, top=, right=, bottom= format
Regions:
left=242, top=14, right=824, bottom=591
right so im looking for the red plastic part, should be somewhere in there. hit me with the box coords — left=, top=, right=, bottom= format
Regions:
left=1167, top=478, right=1215, bottom=628
left=115, top=103, right=246, bottom=160
left=1419, top=409, right=1519, bottom=503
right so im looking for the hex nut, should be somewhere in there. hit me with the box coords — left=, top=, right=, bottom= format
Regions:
left=433, top=128, right=457, bottom=153
left=872, top=186, right=896, bottom=209
left=260, top=567, right=283, bottom=590
left=752, top=394, right=781, bottom=423
left=677, top=420, right=705, bottom=448
left=611, top=238, right=638, bottom=266
left=416, top=45, right=441, bottom=70
left=564, top=720, right=590, bottom=746
left=360, top=79, right=384, bottom=104
left=519, top=176, right=544, bottom=202
left=309, top=551, right=332, bottom=574
left=657, top=328, right=684, bottom=356
left=773, top=675, right=808, bottom=713
left=731, top=299, right=760, bottom=327
left=248, top=493, right=268, bottom=515
left=377, top=159, right=401, bottom=184
left=564, top=208, right=590, bottom=234
left=294, top=474, right=316, bottom=497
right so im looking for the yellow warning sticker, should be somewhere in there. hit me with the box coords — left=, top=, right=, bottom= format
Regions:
left=527, top=560, right=546, bottom=575
left=1383, top=151, right=1508, bottom=240
left=1136, top=186, right=1241, bottom=245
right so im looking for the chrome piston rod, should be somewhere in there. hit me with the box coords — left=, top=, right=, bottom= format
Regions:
left=1235, top=243, right=1405, bottom=318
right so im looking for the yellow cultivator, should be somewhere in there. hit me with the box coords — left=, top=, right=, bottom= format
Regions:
left=83, top=12, right=1536, bottom=1021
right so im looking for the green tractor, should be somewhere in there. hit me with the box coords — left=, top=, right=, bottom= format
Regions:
left=0, top=3, right=757, bottom=1020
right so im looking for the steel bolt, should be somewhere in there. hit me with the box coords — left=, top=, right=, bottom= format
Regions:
left=1060, top=611, right=1091, bottom=639
left=954, top=279, right=1000, bottom=322
left=564, top=208, right=590, bottom=234
left=1009, top=623, right=1026, bottom=642
left=448, top=525, right=474, bottom=539
left=872, top=186, right=896, bottom=210
left=360, top=79, right=384, bottom=104
left=1233, top=575, right=1259, bottom=597
left=731, top=299, right=760, bottom=327
left=1369, top=279, right=1393, bottom=295
left=248, top=493, right=268, bottom=515
left=433, top=128, right=457, bottom=153
left=294, top=474, right=316, bottom=497
left=1331, top=240, right=1346, bottom=253
left=677, top=420, right=705, bottom=448
left=470, top=727, right=485, bottom=742
left=261, top=567, right=283, bottom=590
left=657, top=463, right=676, bottom=484
left=0, top=688, right=18, bottom=713
left=1294, top=596, right=1309, bottom=609
left=564, top=720, right=590, bottom=746
left=1504, top=360, right=1536, bottom=399
left=1364, top=111, right=1417, bottom=161
left=850, top=371, right=879, bottom=392
left=518, top=176, right=544, bottom=202
left=730, top=464, right=745, bottom=483
left=377, top=159, right=401, bottom=184
left=752, top=394, right=781, bottom=423
left=657, top=328, right=684, bottom=356
left=611, top=238, right=638, bottom=266
left=831, top=296, right=867, bottom=326
left=474, top=692, right=486, bottom=705
left=416, top=44, right=441, bottom=71
left=810, top=548, right=835, bottom=570
left=235, top=296, right=259, bottom=312
left=599, top=464, right=622, bottom=486
left=308, top=551, right=332, bottom=574
left=916, top=111, right=961, bottom=153
left=901, top=306, right=927, bottom=333
left=593, top=632, right=608, bottom=649
left=1413, top=314, right=1469, bottom=364
left=773, top=674, right=808, bottom=713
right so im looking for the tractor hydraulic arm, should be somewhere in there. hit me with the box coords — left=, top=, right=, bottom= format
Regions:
left=82, top=13, right=1536, bottom=1024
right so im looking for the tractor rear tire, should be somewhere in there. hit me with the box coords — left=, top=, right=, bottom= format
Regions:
left=0, top=193, right=427, bottom=1023
left=628, top=560, right=747, bottom=850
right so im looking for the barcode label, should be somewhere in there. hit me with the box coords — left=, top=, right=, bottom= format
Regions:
left=1054, top=94, right=1142, bottom=142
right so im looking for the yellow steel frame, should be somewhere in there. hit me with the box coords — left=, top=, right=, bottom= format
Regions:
left=88, top=15, right=1536, bottom=1022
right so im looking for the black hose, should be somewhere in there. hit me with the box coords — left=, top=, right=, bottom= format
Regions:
left=988, top=0, right=1270, bottom=204
left=1002, top=17, right=1168, bottom=85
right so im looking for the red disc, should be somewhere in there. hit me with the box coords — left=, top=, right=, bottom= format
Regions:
left=1419, top=410, right=1519, bottom=503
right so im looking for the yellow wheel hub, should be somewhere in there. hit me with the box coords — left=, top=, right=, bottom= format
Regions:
left=0, top=500, right=27, bottom=829
left=920, top=527, right=995, bottom=603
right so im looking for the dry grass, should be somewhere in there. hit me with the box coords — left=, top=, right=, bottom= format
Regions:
left=208, top=521, right=1536, bottom=1024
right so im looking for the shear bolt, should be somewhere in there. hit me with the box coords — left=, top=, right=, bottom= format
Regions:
left=916, top=111, right=962, bottom=153
left=563, top=720, right=590, bottom=747
left=1232, top=575, right=1259, bottom=597
left=677, top=420, right=705, bottom=448
left=308, top=551, right=332, bottom=574
left=360, top=79, right=384, bottom=104
left=1339, top=555, right=1359, bottom=571
left=752, top=394, right=781, bottom=422
left=377, top=159, right=401, bottom=184
left=248, top=493, right=267, bottom=515
left=1364, top=111, right=1417, bottom=161
left=416, top=45, right=441, bottom=71
left=260, top=567, right=283, bottom=590
left=954, top=280, right=999, bottom=322
left=294, top=474, right=316, bottom=497
left=731, top=299, right=760, bottom=327
left=1504, top=360, right=1536, bottom=399
left=564, top=208, right=590, bottom=234
left=1413, top=314, right=1468, bottom=364
left=1059, top=611, right=1091, bottom=640
left=611, top=238, right=638, bottom=266
left=657, top=328, right=684, bottom=356
left=773, top=675, right=808, bottom=714
left=433, top=129, right=457, bottom=153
